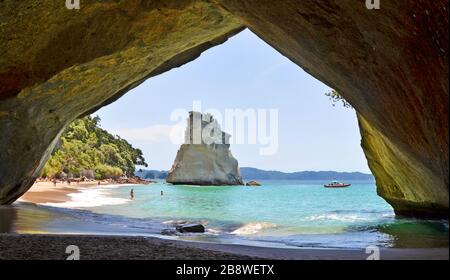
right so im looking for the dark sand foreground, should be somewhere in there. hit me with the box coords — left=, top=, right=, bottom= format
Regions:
left=0, top=234, right=448, bottom=260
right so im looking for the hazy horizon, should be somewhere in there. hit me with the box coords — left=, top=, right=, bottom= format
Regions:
left=138, top=166, right=373, bottom=175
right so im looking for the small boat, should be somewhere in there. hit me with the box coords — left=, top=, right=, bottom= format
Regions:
left=324, top=181, right=351, bottom=188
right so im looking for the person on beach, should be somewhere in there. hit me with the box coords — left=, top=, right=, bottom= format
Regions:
left=130, top=189, right=134, bottom=200
left=53, top=179, right=57, bottom=187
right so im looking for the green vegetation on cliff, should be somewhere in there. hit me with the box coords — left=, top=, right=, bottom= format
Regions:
left=41, top=116, right=147, bottom=179
left=325, top=90, right=353, bottom=109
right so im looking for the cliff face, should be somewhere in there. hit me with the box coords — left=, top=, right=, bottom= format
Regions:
left=0, top=0, right=448, bottom=218
left=166, top=144, right=243, bottom=186
left=0, top=0, right=244, bottom=203
left=216, top=0, right=449, bottom=218
left=358, top=115, right=448, bottom=218
left=166, top=111, right=243, bottom=185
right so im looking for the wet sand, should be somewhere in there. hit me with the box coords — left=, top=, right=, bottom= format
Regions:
left=188, top=240, right=449, bottom=260
left=0, top=233, right=447, bottom=260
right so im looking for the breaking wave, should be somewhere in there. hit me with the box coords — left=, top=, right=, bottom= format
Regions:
left=304, top=214, right=369, bottom=222
left=231, top=222, right=277, bottom=235
left=42, top=186, right=130, bottom=208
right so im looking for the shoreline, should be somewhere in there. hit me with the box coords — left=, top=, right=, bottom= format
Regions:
left=0, top=233, right=447, bottom=260
left=19, top=180, right=150, bottom=204
left=11, top=182, right=448, bottom=260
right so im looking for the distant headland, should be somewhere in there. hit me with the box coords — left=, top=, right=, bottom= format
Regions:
left=137, top=167, right=374, bottom=181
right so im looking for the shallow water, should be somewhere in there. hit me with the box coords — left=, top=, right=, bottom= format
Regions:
left=1, top=180, right=448, bottom=249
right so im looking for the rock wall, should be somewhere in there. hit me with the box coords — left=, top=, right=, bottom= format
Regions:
left=0, top=0, right=244, bottom=203
left=358, top=115, right=448, bottom=218
left=216, top=0, right=449, bottom=218
left=0, top=0, right=448, bottom=218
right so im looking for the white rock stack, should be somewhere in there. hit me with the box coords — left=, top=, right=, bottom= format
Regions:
left=166, top=111, right=243, bottom=185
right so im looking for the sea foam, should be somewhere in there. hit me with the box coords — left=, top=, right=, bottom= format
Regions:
left=231, top=222, right=277, bottom=235
left=304, top=214, right=368, bottom=222
left=42, top=187, right=130, bottom=208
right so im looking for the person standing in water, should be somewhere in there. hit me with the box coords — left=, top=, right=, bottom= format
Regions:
left=160, top=190, right=164, bottom=196
left=130, top=188, right=134, bottom=200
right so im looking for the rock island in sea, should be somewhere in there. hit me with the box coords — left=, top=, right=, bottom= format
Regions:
left=166, top=111, right=243, bottom=185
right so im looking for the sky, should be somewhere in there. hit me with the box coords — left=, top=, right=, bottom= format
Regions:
left=95, top=29, right=371, bottom=173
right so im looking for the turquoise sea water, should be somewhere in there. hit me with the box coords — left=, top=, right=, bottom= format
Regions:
left=2, top=180, right=448, bottom=249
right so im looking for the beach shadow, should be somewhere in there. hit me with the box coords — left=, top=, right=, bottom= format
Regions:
left=376, top=219, right=449, bottom=248
left=0, top=205, right=18, bottom=233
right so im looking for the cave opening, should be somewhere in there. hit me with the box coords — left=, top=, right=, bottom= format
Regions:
left=50, top=29, right=424, bottom=248
left=1, top=22, right=447, bottom=252
left=95, top=29, right=372, bottom=177
left=0, top=0, right=448, bottom=260
left=14, top=28, right=447, bottom=250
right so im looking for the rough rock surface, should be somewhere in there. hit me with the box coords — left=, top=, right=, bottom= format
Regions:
left=0, top=0, right=448, bottom=218
left=167, top=144, right=243, bottom=185
left=167, top=111, right=243, bottom=185
left=358, top=115, right=448, bottom=218
left=216, top=0, right=449, bottom=218
left=0, top=0, right=243, bottom=203
left=246, top=180, right=261, bottom=186
left=176, top=224, right=206, bottom=233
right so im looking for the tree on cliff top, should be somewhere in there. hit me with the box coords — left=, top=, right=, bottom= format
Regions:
left=325, top=90, right=353, bottom=109
left=41, top=116, right=147, bottom=179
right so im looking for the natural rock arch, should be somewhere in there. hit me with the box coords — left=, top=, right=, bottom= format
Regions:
left=0, top=0, right=448, bottom=218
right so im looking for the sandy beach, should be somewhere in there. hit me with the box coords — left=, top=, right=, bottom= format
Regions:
left=19, top=181, right=82, bottom=204
left=19, top=180, right=145, bottom=204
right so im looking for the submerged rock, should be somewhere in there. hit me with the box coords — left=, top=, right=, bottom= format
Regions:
left=166, top=112, right=243, bottom=186
left=176, top=224, right=205, bottom=233
left=246, top=181, right=262, bottom=186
